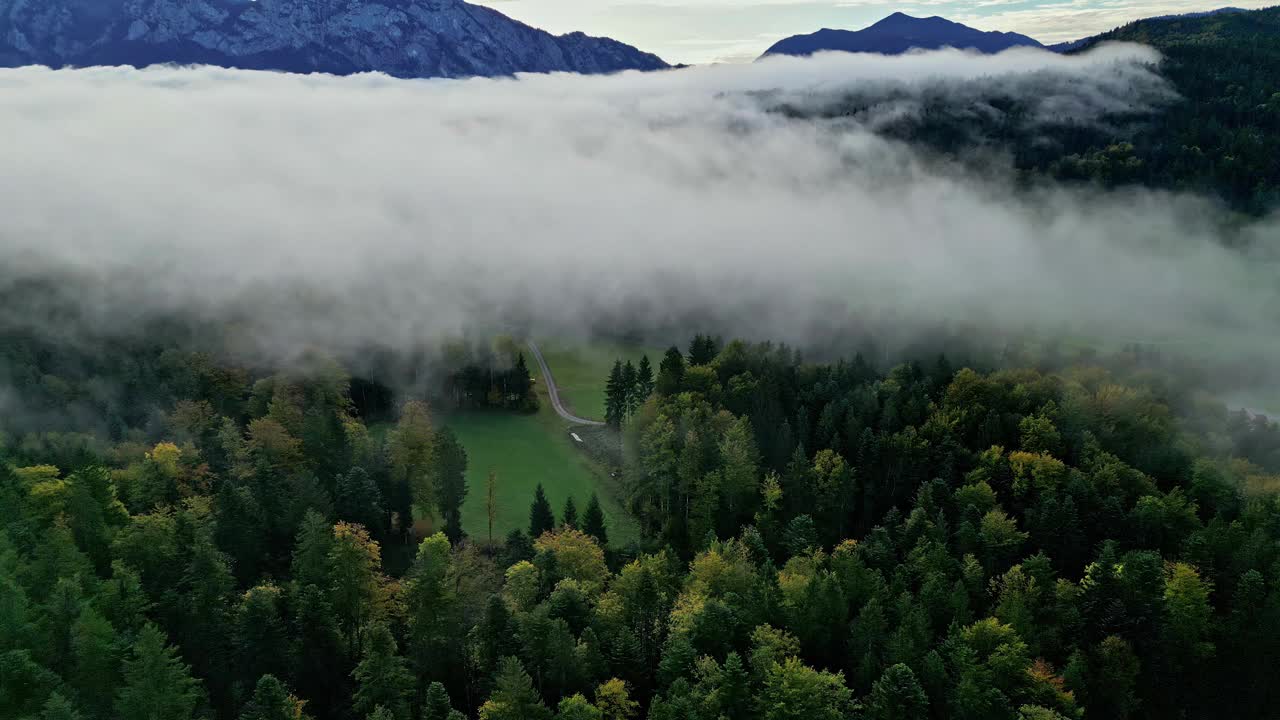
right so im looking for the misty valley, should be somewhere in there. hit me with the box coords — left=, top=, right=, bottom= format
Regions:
left=3, top=5, right=1280, bottom=720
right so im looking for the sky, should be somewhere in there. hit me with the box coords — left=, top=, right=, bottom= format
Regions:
left=469, top=0, right=1275, bottom=64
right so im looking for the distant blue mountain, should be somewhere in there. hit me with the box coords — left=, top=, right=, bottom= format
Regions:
left=0, top=0, right=668, bottom=79
left=761, top=12, right=1043, bottom=58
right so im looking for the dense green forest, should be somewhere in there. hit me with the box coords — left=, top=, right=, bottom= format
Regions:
left=3, top=326, right=1280, bottom=720
left=1060, top=7, right=1280, bottom=214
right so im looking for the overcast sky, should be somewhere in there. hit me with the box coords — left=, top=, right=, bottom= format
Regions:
left=470, top=0, right=1273, bottom=64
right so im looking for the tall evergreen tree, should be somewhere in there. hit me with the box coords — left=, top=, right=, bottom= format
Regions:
left=239, top=674, right=305, bottom=720
left=289, top=584, right=344, bottom=718
left=582, top=494, right=608, bottom=547
left=621, top=361, right=639, bottom=418
left=39, top=693, right=83, bottom=720
left=422, top=681, right=465, bottom=720
left=335, top=467, right=385, bottom=538
left=636, top=356, right=655, bottom=400
left=432, top=428, right=468, bottom=543
left=529, top=485, right=556, bottom=540
left=115, top=624, right=204, bottom=720
left=867, top=663, right=928, bottom=720
left=352, top=623, right=413, bottom=720
left=70, top=606, right=120, bottom=720
left=405, top=534, right=456, bottom=689
left=655, top=347, right=685, bottom=396
left=562, top=496, right=579, bottom=529
left=605, top=361, right=626, bottom=429
left=511, top=354, right=534, bottom=409
left=234, top=585, right=289, bottom=696
left=687, top=335, right=719, bottom=366
left=478, top=657, right=551, bottom=720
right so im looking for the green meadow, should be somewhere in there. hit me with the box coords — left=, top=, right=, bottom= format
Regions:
left=535, top=339, right=670, bottom=422
left=447, top=352, right=639, bottom=544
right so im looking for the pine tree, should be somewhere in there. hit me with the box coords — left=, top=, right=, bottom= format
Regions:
left=39, top=693, right=82, bottom=720
left=655, top=347, right=685, bottom=396
left=289, top=585, right=344, bottom=718
left=335, top=467, right=385, bottom=538
left=636, top=355, right=655, bottom=400
left=115, top=624, right=204, bottom=720
left=687, top=335, right=719, bottom=366
left=234, top=585, right=289, bottom=695
left=478, top=657, right=551, bottom=720
left=291, top=510, right=335, bottom=589
left=620, top=361, right=639, bottom=418
left=604, top=361, right=626, bottom=429
left=423, top=681, right=462, bottom=720
left=352, top=623, right=413, bottom=720
left=867, top=663, right=928, bottom=720
left=511, top=354, right=534, bottom=409
left=716, top=652, right=751, bottom=720
left=406, top=533, right=456, bottom=685
left=582, top=494, right=608, bottom=547
left=529, top=484, right=556, bottom=539
left=329, top=521, right=384, bottom=650
left=432, top=427, right=468, bottom=543
left=239, top=674, right=304, bottom=720
left=562, top=496, right=579, bottom=529
left=70, top=606, right=120, bottom=720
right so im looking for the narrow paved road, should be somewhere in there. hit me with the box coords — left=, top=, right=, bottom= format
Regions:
left=527, top=340, right=606, bottom=426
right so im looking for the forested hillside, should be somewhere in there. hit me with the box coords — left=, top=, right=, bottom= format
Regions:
left=789, top=6, right=1280, bottom=215
left=1062, top=6, right=1280, bottom=214
left=3, top=329, right=1279, bottom=720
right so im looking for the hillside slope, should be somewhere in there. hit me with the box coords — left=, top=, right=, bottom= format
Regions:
left=1062, top=6, right=1280, bottom=212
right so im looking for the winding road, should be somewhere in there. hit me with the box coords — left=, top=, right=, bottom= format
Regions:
left=527, top=340, right=605, bottom=426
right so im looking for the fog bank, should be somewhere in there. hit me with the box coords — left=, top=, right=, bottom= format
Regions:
left=0, top=44, right=1275, bottom=391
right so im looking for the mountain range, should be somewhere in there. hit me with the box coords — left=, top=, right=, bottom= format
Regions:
left=0, top=0, right=668, bottom=78
left=0, top=2, right=1266, bottom=80
left=761, top=12, right=1043, bottom=58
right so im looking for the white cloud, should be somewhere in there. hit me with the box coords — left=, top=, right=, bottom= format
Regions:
left=0, top=48, right=1275, bottom=390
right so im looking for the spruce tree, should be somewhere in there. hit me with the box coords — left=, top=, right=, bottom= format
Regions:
left=687, top=335, right=719, bottom=366
left=432, top=427, right=469, bottom=543
left=867, top=663, right=928, bottom=720
left=655, top=347, right=685, bottom=396
left=423, top=681, right=463, bottom=720
left=335, top=467, right=385, bottom=538
left=39, top=693, right=82, bottom=720
left=636, top=355, right=655, bottom=399
left=529, top=484, right=556, bottom=539
left=478, top=657, right=551, bottom=720
left=239, top=674, right=299, bottom=720
left=604, top=361, right=626, bottom=429
left=351, top=623, right=413, bottom=720
left=562, top=496, right=579, bottom=529
left=582, top=494, right=608, bottom=547
left=511, top=353, right=534, bottom=409
left=115, top=624, right=204, bottom=720
left=620, top=361, right=639, bottom=418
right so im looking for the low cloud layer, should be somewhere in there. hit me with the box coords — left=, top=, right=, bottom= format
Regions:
left=0, top=45, right=1276, bottom=392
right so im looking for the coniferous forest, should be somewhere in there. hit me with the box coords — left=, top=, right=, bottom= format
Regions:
left=5, top=7, right=1280, bottom=720
left=3, top=325, right=1280, bottom=720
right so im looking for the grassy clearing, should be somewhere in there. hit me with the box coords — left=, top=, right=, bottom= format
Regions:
left=537, top=339, right=669, bottom=422
left=446, top=355, right=639, bottom=545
